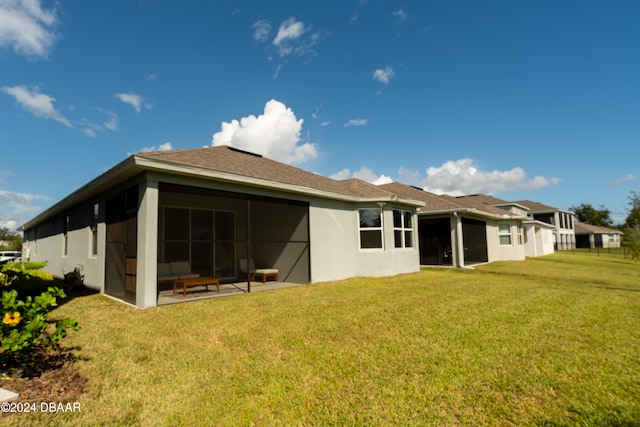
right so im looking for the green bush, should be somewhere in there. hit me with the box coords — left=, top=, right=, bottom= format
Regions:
left=0, top=263, right=80, bottom=369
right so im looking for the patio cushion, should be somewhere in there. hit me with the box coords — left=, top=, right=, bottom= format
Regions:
left=157, top=263, right=179, bottom=282
left=239, top=258, right=279, bottom=283
left=254, top=268, right=279, bottom=275
left=170, top=261, right=200, bottom=280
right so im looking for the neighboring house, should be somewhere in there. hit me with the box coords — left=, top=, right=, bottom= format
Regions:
left=574, top=222, right=623, bottom=248
left=513, top=200, right=576, bottom=250
left=380, top=183, right=531, bottom=268
left=20, top=146, right=424, bottom=308
left=454, top=194, right=556, bottom=258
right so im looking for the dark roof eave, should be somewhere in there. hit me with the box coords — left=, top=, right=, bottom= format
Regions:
left=20, top=156, right=140, bottom=231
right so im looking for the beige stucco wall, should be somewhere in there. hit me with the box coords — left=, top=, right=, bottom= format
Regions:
left=485, top=220, right=526, bottom=262
left=309, top=200, right=420, bottom=283
left=523, top=224, right=554, bottom=257
left=22, top=200, right=106, bottom=293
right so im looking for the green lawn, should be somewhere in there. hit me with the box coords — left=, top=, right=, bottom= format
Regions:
left=5, top=253, right=640, bottom=426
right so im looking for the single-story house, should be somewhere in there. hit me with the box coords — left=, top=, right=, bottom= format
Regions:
left=454, top=194, right=555, bottom=258
left=379, top=184, right=540, bottom=267
left=20, top=146, right=424, bottom=308
left=574, top=222, right=623, bottom=248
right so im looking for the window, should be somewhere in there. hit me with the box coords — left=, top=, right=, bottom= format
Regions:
left=498, top=223, right=512, bottom=245
left=393, top=210, right=413, bottom=248
left=517, top=224, right=523, bottom=245
left=90, top=203, right=99, bottom=256
left=63, top=215, right=70, bottom=256
left=359, top=208, right=383, bottom=249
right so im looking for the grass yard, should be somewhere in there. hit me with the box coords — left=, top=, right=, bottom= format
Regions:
left=3, top=253, right=639, bottom=426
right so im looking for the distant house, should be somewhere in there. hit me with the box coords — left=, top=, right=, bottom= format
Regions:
left=574, top=222, right=623, bottom=248
left=454, top=194, right=556, bottom=258
left=514, top=200, right=576, bottom=250
left=380, top=184, right=537, bottom=267
left=20, top=146, right=424, bottom=308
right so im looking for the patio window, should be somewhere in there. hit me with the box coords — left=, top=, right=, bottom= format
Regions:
left=517, top=224, right=523, bottom=245
left=393, top=209, right=413, bottom=248
left=359, top=208, right=383, bottom=249
left=63, top=215, right=69, bottom=256
left=90, top=203, right=99, bottom=256
left=498, top=223, right=512, bottom=245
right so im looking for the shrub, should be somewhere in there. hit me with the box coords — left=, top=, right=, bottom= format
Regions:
left=0, top=263, right=81, bottom=370
left=623, top=225, right=640, bottom=261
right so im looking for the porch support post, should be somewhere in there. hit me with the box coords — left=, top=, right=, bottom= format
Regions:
left=247, top=197, right=251, bottom=293
left=451, top=213, right=464, bottom=268
left=136, top=180, right=159, bottom=308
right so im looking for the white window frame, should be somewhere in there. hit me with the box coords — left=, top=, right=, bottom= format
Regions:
left=358, top=208, right=383, bottom=250
left=393, top=209, right=414, bottom=249
left=517, top=224, right=523, bottom=245
left=498, top=222, right=512, bottom=246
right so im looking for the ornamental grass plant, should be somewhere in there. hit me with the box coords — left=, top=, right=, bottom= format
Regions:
left=3, top=252, right=639, bottom=425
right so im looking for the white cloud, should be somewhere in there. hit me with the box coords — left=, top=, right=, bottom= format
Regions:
left=137, top=142, right=173, bottom=153
left=212, top=99, right=317, bottom=166
left=254, top=17, right=327, bottom=65
left=81, top=128, right=97, bottom=138
left=330, top=168, right=351, bottom=181
left=330, top=167, right=392, bottom=185
left=0, top=187, right=49, bottom=231
left=611, top=173, right=636, bottom=186
left=114, top=92, right=151, bottom=113
left=271, top=17, right=326, bottom=60
left=0, top=0, right=59, bottom=59
left=102, top=110, right=118, bottom=131
left=344, top=118, right=367, bottom=127
left=416, top=158, right=560, bottom=196
left=273, top=17, right=307, bottom=54
left=2, top=84, right=71, bottom=127
left=397, top=167, right=423, bottom=186
left=392, top=9, right=408, bottom=22
left=373, top=66, right=395, bottom=84
left=372, top=174, right=393, bottom=185
left=252, top=19, right=271, bottom=42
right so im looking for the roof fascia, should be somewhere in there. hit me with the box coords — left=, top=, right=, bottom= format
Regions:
left=135, top=156, right=425, bottom=207
left=419, top=208, right=515, bottom=221
left=20, top=156, right=139, bottom=230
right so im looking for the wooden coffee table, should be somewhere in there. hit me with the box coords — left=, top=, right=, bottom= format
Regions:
left=173, top=277, right=220, bottom=297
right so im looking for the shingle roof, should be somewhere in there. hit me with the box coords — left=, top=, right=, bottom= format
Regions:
left=378, top=182, right=466, bottom=212
left=335, top=179, right=399, bottom=198
left=379, top=183, right=515, bottom=219
left=136, top=145, right=414, bottom=202
left=137, top=145, right=358, bottom=196
left=449, top=195, right=518, bottom=217
left=513, top=200, right=560, bottom=212
left=455, top=194, right=510, bottom=206
left=574, top=222, right=623, bottom=235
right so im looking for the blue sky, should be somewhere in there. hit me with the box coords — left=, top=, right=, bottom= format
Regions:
left=1, top=0, right=639, bottom=229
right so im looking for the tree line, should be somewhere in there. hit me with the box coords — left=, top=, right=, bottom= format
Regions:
left=571, top=191, right=640, bottom=260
